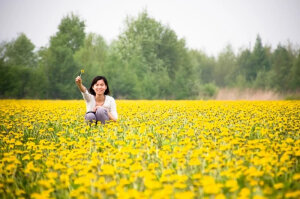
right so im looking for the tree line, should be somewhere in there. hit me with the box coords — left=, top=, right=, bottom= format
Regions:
left=0, top=12, right=299, bottom=99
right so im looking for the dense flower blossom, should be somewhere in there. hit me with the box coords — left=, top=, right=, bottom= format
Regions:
left=0, top=100, right=299, bottom=198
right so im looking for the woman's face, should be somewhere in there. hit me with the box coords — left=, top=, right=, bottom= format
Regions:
left=92, top=79, right=107, bottom=95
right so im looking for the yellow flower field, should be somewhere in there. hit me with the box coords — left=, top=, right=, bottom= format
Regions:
left=0, top=100, right=299, bottom=199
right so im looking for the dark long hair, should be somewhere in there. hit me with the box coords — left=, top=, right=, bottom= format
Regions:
left=88, top=76, right=110, bottom=96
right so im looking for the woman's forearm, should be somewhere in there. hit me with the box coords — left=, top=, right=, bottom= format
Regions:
left=77, top=83, right=86, bottom=93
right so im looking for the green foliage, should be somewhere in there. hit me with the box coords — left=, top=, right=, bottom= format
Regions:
left=285, top=93, right=300, bottom=100
left=234, top=74, right=248, bottom=88
left=45, top=13, right=85, bottom=99
left=52, top=13, right=85, bottom=53
left=252, top=35, right=271, bottom=72
left=237, top=49, right=252, bottom=82
left=0, top=34, right=41, bottom=98
left=214, top=45, right=237, bottom=87
left=104, top=53, right=140, bottom=99
left=238, top=35, right=271, bottom=84
left=199, top=83, right=218, bottom=99
left=290, top=53, right=300, bottom=89
left=188, top=50, right=217, bottom=98
left=270, top=45, right=293, bottom=91
left=4, top=33, right=36, bottom=68
left=112, top=11, right=195, bottom=99
left=252, top=70, right=271, bottom=89
left=0, top=64, right=30, bottom=98
left=74, top=33, right=108, bottom=94
left=1, top=12, right=299, bottom=99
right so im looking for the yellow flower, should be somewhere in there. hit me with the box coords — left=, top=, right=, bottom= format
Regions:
left=292, top=173, right=300, bottom=180
left=38, top=179, right=53, bottom=188
left=253, top=195, right=267, bottom=199
left=15, top=189, right=25, bottom=196
left=215, top=194, right=226, bottom=199
left=24, top=161, right=38, bottom=174
left=201, top=176, right=221, bottom=194
left=22, top=154, right=30, bottom=161
left=100, top=164, right=115, bottom=175
left=175, top=191, right=194, bottom=199
left=144, top=179, right=161, bottom=189
left=225, top=179, right=239, bottom=192
left=274, top=183, right=284, bottom=189
left=34, top=154, right=42, bottom=160
left=239, top=187, right=250, bottom=197
left=188, top=157, right=201, bottom=166
left=47, top=172, right=58, bottom=179
left=31, top=189, right=53, bottom=199
left=0, top=100, right=299, bottom=198
left=285, top=190, right=300, bottom=198
left=80, top=69, right=84, bottom=77
left=15, top=140, right=23, bottom=146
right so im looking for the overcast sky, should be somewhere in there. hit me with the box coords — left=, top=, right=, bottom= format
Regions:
left=0, top=0, right=299, bottom=56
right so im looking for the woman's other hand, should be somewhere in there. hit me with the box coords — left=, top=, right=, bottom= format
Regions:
left=93, top=106, right=108, bottom=112
left=93, top=106, right=101, bottom=112
left=93, top=106, right=98, bottom=112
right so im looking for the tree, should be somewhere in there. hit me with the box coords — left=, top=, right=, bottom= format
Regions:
left=290, top=52, right=300, bottom=90
left=4, top=33, right=37, bottom=68
left=270, top=45, right=293, bottom=91
left=45, top=13, right=85, bottom=98
left=0, top=34, right=39, bottom=98
left=214, top=45, right=237, bottom=87
left=237, top=35, right=270, bottom=84
left=247, top=35, right=270, bottom=82
left=189, top=50, right=215, bottom=85
left=113, top=11, right=194, bottom=99
left=74, top=33, right=108, bottom=92
left=104, top=48, right=140, bottom=99
left=236, top=48, right=252, bottom=87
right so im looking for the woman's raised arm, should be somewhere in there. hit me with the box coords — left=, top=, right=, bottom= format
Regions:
left=75, top=76, right=87, bottom=93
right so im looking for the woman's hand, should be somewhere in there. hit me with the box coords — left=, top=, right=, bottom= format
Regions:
left=93, top=106, right=117, bottom=122
left=75, top=76, right=86, bottom=93
left=93, top=106, right=98, bottom=112
left=75, top=76, right=82, bottom=85
left=93, top=106, right=105, bottom=112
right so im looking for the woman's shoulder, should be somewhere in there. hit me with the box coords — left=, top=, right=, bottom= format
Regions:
left=105, top=95, right=116, bottom=102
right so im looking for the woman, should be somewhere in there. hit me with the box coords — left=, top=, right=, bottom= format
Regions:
left=75, top=75, right=118, bottom=124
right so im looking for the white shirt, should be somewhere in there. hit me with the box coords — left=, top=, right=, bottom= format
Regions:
left=81, top=90, right=118, bottom=119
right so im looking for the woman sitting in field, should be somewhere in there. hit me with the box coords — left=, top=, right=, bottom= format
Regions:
left=75, top=75, right=118, bottom=124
